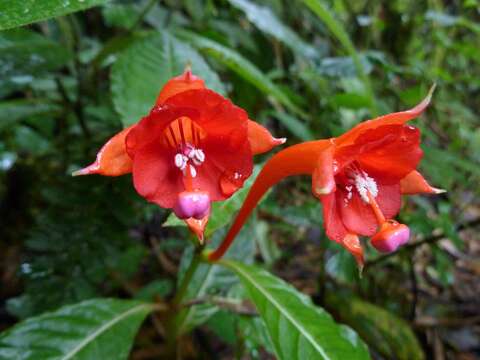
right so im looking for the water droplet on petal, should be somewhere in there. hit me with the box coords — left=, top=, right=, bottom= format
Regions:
left=220, top=172, right=243, bottom=196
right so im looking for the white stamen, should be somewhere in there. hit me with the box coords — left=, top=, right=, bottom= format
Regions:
left=174, top=153, right=184, bottom=168
left=354, top=171, right=378, bottom=203
left=174, top=144, right=205, bottom=177
left=233, top=172, right=240, bottom=180
left=195, top=149, right=205, bottom=162
left=189, top=164, right=197, bottom=178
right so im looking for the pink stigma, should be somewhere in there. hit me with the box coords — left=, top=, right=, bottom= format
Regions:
left=173, top=191, right=210, bottom=220
left=371, top=221, right=410, bottom=253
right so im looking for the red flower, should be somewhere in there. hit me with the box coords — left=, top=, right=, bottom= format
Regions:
left=208, top=87, right=443, bottom=266
left=74, top=69, right=285, bottom=241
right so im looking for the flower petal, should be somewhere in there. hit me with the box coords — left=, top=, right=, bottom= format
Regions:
left=335, top=124, right=423, bottom=182
left=131, top=141, right=183, bottom=208
left=312, top=142, right=336, bottom=197
left=125, top=106, right=199, bottom=158
left=357, top=125, right=423, bottom=181
left=155, top=69, right=205, bottom=105
left=72, top=125, right=134, bottom=176
left=247, top=120, right=286, bottom=155
left=400, top=170, right=445, bottom=195
left=165, top=89, right=253, bottom=200
left=165, top=89, right=248, bottom=138
left=340, top=182, right=401, bottom=236
left=336, top=85, right=434, bottom=147
left=195, top=135, right=253, bottom=201
left=320, top=192, right=348, bottom=242
left=341, top=233, right=364, bottom=270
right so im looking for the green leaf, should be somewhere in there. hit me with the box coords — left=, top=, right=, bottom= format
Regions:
left=0, top=99, right=61, bottom=131
left=301, top=0, right=377, bottom=115
left=0, top=298, right=155, bottom=360
left=325, top=293, right=425, bottom=360
left=222, top=261, right=371, bottom=360
left=175, top=29, right=306, bottom=118
left=0, top=0, right=108, bottom=30
left=135, top=279, right=174, bottom=301
left=0, top=29, right=71, bottom=97
left=227, top=0, right=317, bottom=59
left=111, top=32, right=225, bottom=127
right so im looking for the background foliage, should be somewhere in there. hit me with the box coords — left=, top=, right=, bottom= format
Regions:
left=0, top=0, right=479, bottom=359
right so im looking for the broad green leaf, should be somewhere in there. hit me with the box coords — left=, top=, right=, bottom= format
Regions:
left=222, top=261, right=371, bottom=360
left=175, top=29, right=306, bottom=118
left=111, top=32, right=225, bottom=126
left=0, top=0, right=108, bottom=31
left=325, top=293, right=425, bottom=360
left=238, top=315, right=275, bottom=357
left=0, top=298, right=155, bottom=360
left=0, top=29, right=71, bottom=97
left=0, top=99, right=61, bottom=130
left=301, top=0, right=377, bottom=115
left=227, top=0, right=317, bottom=59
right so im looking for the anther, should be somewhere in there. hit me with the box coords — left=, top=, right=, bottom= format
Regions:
left=354, top=171, right=378, bottom=203
left=189, top=164, right=197, bottom=178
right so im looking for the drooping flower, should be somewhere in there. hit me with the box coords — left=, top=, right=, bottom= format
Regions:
left=73, top=69, right=285, bottom=241
left=208, top=87, right=443, bottom=267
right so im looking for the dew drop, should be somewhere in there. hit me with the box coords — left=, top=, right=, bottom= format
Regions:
left=220, top=172, right=243, bottom=196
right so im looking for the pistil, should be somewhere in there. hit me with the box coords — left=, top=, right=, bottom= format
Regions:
left=367, top=191, right=386, bottom=225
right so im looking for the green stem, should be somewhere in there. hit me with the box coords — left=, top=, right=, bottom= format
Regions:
left=166, top=245, right=204, bottom=358
left=172, top=247, right=203, bottom=308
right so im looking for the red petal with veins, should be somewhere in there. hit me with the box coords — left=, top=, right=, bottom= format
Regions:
left=166, top=89, right=253, bottom=200
left=335, top=124, right=423, bottom=182
left=400, top=170, right=445, bottom=195
left=125, top=106, right=199, bottom=158
left=155, top=69, right=205, bottom=105
left=165, top=89, right=248, bottom=139
left=339, top=182, right=401, bottom=236
left=358, top=125, right=423, bottom=182
left=129, top=89, right=253, bottom=207
left=336, top=85, right=434, bottom=147
left=247, top=120, right=286, bottom=155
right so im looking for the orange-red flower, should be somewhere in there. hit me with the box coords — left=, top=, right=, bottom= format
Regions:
left=208, top=87, right=443, bottom=266
left=73, top=69, right=285, bottom=241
